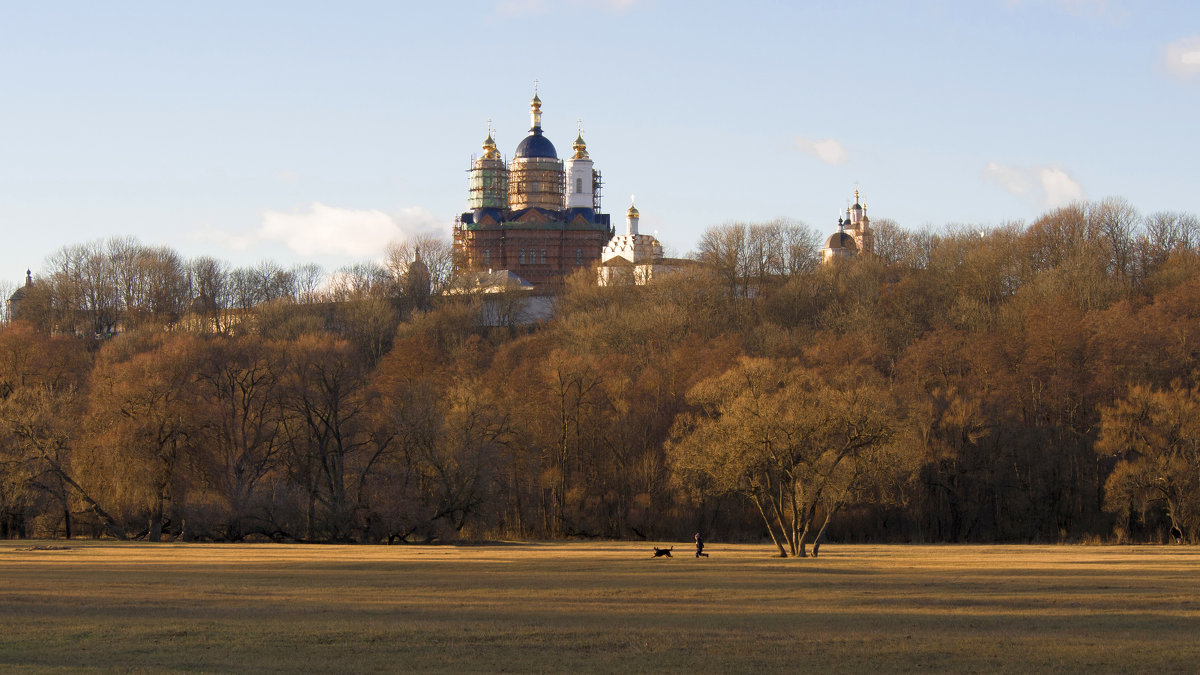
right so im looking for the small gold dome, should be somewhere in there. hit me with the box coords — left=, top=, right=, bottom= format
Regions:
left=572, top=133, right=589, bottom=159
left=482, top=133, right=500, bottom=159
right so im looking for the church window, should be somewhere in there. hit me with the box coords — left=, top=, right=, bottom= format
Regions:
left=541, top=250, right=547, bottom=265
left=519, top=249, right=525, bottom=265
left=483, top=249, right=490, bottom=267
left=576, top=249, right=583, bottom=265
left=575, top=177, right=583, bottom=194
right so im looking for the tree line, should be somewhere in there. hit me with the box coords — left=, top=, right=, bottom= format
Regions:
left=2, top=200, right=1199, bottom=552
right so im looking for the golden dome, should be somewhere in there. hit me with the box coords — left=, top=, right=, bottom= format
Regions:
left=481, top=133, right=500, bottom=159
left=572, top=133, right=589, bottom=159
left=627, top=202, right=639, bottom=218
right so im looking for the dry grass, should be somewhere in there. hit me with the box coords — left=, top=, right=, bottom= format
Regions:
left=2, top=541, right=1199, bottom=673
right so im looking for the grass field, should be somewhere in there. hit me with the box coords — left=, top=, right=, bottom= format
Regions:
left=2, top=541, right=1199, bottom=673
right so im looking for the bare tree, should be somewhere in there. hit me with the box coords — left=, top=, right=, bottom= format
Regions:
left=0, top=280, right=14, bottom=324
left=252, top=261, right=296, bottom=304
left=1090, top=197, right=1141, bottom=284
left=669, top=358, right=897, bottom=557
left=696, top=222, right=749, bottom=299
left=327, top=263, right=389, bottom=302
left=192, top=336, right=286, bottom=539
left=290, top=263, right=326, bottom=305
left=385, top=234, right=455, bottom=303
left=278, top=335, right=374, bottom=541
left=187, top=256, right=229, bottom=333
left=86, top=335, right=202, bottom=540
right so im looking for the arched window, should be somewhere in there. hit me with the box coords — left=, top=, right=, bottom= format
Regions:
left=483, top=249, right=490, bottom=267
left=519, top=249, right=525, bottom=265
left=575, top=177, right=583, bottom=194
left=541, top=250, right=547, bottom=265
left=576, top=249, right=583, bottom=265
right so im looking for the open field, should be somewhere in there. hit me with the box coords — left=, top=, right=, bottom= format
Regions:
left=2, top=542, right=1200, bottom=673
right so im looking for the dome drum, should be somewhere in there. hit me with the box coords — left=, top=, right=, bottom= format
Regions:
left=508, top=158, right=565, bottom=211
left=468, top=159, right=509, bottom=210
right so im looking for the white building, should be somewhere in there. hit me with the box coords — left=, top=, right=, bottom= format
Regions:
left=597, top=202, right=689, bottom=285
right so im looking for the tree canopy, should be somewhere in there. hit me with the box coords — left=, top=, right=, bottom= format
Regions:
left=3, top=198, right=1200, bottom=548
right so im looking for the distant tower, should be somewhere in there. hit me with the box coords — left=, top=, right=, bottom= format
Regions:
left=508, top=92, right=565, bottom=212
left=467, top=125, right=508, bottom=224
left=6, top=269, right=34, bottom=320
left=844, top=188, right=874, bottom=255
left=564, top=124, right=596, bottom=220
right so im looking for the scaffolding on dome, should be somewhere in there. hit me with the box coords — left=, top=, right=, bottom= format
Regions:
left=508, top=157, right=565, bottom=211
left=467, top=153, right=509, bottom=210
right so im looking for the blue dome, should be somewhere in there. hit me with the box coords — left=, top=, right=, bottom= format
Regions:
left=514, top=130, right=558, bottom=159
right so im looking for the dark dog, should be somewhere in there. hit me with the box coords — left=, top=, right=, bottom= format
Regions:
left=652, top=546, right=673, bottom=558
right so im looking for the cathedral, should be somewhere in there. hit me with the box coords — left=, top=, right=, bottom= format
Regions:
left=820, top=189, right=874, bottom=263
left=453, top=93, right=615, bottom=287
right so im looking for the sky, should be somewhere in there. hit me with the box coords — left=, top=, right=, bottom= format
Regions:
left=2, top=0, right=1199, bottom=289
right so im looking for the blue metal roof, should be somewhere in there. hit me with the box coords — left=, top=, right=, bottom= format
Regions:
left=514, top=129, right=558, bottom=159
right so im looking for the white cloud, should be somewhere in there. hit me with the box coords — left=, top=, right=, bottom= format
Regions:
left=1164, top=36, right=1200, bottom=80
left=980, top=162, right=1033, bottom=196
left=795, top=137, right=848, bottom=166
left=982, top=162, right=1084, bottom=208
left=200, top=202, right=441, bottom=260
left=1038, top=167, right=1085, bottom=206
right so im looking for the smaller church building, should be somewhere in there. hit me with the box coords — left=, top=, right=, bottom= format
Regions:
left=821, top=189, right=874, bottom=263
left=596, top=201, right=688, bottom=286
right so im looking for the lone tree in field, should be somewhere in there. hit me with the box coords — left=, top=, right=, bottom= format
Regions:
left=669, top=357, right=896, bottom=557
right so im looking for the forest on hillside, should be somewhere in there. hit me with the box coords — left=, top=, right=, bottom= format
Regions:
left=2, top=198, right=1200, bottom=553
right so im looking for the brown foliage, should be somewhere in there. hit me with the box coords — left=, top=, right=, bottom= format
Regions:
left=4, top=198, right=1200, bottom=545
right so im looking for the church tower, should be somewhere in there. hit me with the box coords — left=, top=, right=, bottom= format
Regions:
left=508, top=93, right=565, bottom=212
left=467, top=126, right=508, bottom=225
left=564, top=126, right=598, bottom=221
left=844, top=188, right=874, bottom=255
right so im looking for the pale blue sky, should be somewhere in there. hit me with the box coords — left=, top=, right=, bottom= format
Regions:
left=2, top=0, right=1198, bottom=287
